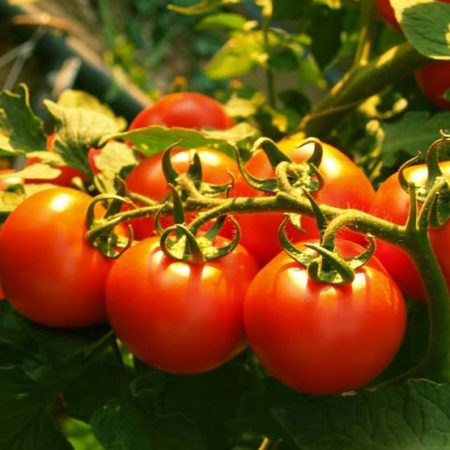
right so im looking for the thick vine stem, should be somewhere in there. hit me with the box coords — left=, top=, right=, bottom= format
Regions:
left=299, top=42, right=428, bottom=137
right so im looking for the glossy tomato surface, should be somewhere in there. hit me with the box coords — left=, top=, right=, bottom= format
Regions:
left=244, top=240, right=406, bottom=395
left=415, top=61, right=450, bottom=110
left=233, top=138, right=375, bottom=265
left=129, top=92, right=234, bottom=130
left=0, top=188, right=119, bottom=327
left=371, top=162, right=450, bottom=301
left=125, top=148, right=240, bottom=239
left=106, top=236, right=259, bottom=373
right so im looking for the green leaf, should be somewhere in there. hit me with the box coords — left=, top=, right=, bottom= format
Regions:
left=57, top=90, right=127, bottom=131
left=103, top=123, right=258, bottom=158
left=273, top=379, right=450, bottom=450
left=204, top=31, right=272, bottom=79
left=196, top=13, right=247, bottom=31
left=379, top=111, right=450, bottom=166
left=168, top=0, right=239, bottom=15
left=64, top=418, right=103, bottom=450
left=0, top=84, right=47, bottom=156
left=91, top=371, right=205, bottom=450
left=392, top=0, right=450, bottom=59
left=0, top=303, right=112, bottom=450
left=93, top=141, right=138, bottom=173
left=224, top=93, right=266, bottom=119
left=44, top=99, right=127, bottom=177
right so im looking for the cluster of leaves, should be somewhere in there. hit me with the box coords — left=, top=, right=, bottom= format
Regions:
left=2, top=297, right=450, bottom=450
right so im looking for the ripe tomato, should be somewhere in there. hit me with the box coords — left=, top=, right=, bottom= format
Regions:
left=0, top=188, right=121, bottom=328
left=244, top=239, right=406, bottom=395
left=415, top=61, right=450, bottom=110
left=376, top=0, right=450, bottom=32
left=233, top=138, right=375, bottom=265
left=125, top=147, right=240, bottom=239
left=371, top=162, right=450, bottom=301
left=106, top=236, right=258, bottom=373
left=129, top=92, right=234, bottom=131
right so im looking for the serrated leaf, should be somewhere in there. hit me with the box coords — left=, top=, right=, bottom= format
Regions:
left=44, top=100, right=127, bottom=177
left=273, top=379, right=450, bottom=450
left=91, top=371, right=204, bottom=450
left=57, top=90, right=126, bottom=131
left=392, top=0, right=450, bottom=59
left=103, top=123, right=257, bottom=158
left=0, top=84, right=47, bottom=156
left=93, top=141, right=138, bottom=173
left=379, top=111, right=450, bottom=166
left=168, top=0, right=239, bottom=15
left=13, top=163, right=62, bottom=180
left=196, top=13, right=247, bottom=31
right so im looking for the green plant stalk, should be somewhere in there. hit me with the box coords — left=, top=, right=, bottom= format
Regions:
left=353, top=0, right=377, bottom=67
left=299, top=42, right=429, bottom=138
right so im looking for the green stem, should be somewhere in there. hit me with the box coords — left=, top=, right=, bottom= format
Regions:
left=299, top=42, right=428, bottom=138
left=353, top=0, right=377, bottom=67
left=262, top=10, right=276, bottom=108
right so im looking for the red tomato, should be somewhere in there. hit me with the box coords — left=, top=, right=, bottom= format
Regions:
left=0, top=188, right=122, bottom=328
left=376, top=0, right=450, bottom=31
left=106, top=236, right=259, bottom=373
left=244, top=239, right=406, bottom=395
left=233, top=138, right=375, bottom=265
left=125, top=148, right=240, bottom=239
left=129, top=92, right=234, bottom=131
left=415, top=61, right=450, bottom=110
left=371, top=162, right=450, bottom=301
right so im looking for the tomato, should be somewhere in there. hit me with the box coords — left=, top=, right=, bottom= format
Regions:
left=415, top=61, right=450, bottom=110
left=233, top=138, right=375, bottom=265
left=106, top=236, right=258, bottom=373
left=371, top=162, right=450, bottom=301
left=125, top=147, right=240, bottom=239
left=0, top=188, right=121, bottom=328
left=244, top=239, right=406, bottom=395
left=129, top=92, right=233, bottom=131
left=376, top=0, right=450, bottom=32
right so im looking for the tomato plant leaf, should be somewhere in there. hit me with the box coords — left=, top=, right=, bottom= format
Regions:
left=168, top=0, right=239, bottom=15
left=379, top=111, right=450, bottom=166
left=91, top=371, right=205, bottom=450
left=44, top=99, right=127, bottom=177
left=0, top=84, right=47, bottom=156
left=104, top=122, right=257, bottom=158
left=273, top=379, right=450, bottom=450
left=392, top=0, right=450, bottom=59
left=196, top=13, right=247, bottom=31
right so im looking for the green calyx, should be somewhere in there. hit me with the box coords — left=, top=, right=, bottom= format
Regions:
left=236, top=137, right=324, bottom=195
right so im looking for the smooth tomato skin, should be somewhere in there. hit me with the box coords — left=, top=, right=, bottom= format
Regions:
left=125, top=148, right=240, bottom=239
left=415, top=61, right=450, bottom=110
left=129, top=92, right=234, bottom=131
left=106, top=236, right=259, bottom=373
left=244, top=240, right=406, bottom=395
left=234, top=139, right=375, bottom=265
left=0, top=188, right=119, bottom=328
left=371, top=162, right=450, bottom=301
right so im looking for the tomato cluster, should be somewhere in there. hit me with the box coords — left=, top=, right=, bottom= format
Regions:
left=2, top=91, right=448, bottom=396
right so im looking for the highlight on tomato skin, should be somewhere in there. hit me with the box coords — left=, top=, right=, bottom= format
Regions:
left=106, top=235, right=259, bottom=374
left=233, top=138, right=375, bottom=266
left=129, top=92, right=234, bottom=131
left=0, top=188, right=124, bottom=328
left=371, top=162, right=450, bottom=302
left=244, top=239, right=406, bottom=396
